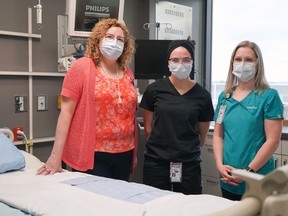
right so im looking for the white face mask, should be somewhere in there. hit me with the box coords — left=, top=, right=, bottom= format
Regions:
left=100, top=38, right=124, bottom=60
left=169, top=63, right=192, bottom=80
left=232, top=62, right=256, bottom=82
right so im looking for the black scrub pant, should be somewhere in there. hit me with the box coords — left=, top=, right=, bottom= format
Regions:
left=221, top=188, right=242, bottom=201
left=143, top=156, right=202, bottom=195
left=72, top=150, right=132, bottom=181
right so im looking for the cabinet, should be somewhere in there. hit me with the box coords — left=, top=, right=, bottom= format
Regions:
left=282, top=140, right=288, bottom=165
left=201, top=131, right=221, bottom=196
left=273, top=139, right=282, bottom=168
left=274, top=139, right=288, bottom=167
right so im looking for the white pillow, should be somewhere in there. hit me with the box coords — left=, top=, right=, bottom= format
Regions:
left=0, top=133, right=25, bottom=173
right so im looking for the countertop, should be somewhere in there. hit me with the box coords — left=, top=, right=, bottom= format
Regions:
left=137, top=116, right=288, bottom=140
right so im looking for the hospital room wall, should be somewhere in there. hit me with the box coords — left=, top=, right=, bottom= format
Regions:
left=0, top=0, right=149, bottom=162
left=0, top=0, right=209, bottom=173
left=0, top=0, right=67, bottom=162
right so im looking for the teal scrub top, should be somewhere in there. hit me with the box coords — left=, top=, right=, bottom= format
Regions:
left=214, top=87, right=283, bottom=195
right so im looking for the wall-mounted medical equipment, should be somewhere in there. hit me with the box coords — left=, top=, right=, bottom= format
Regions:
left=58, top=56, right=76, bottom=72
left=155, top=1, right=192, bottom=40
left=34, top=0, right=43, bottom=29
left=66, top=0, right=125, bottom=39
left=143, top=22, right=172, bottom=40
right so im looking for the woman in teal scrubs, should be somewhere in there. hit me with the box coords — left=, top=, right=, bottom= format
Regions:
left=213, top=40, right=283, bottom=200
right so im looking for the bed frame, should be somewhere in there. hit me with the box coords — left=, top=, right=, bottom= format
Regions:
left=1, top=127, right=288, bottom=216
left=206, top=166, right=288, bottom=216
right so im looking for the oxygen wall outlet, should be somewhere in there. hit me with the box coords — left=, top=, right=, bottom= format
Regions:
left=37, top=95, right=48, bottom=111
left=15, top=96, right=28, bottom=112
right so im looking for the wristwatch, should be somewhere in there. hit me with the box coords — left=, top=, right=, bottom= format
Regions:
left=245, top=166, right=255, bottom=173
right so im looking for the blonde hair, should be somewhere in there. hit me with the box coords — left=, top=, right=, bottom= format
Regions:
left=85, top=18, right=135, bottom=70
left=224, top=40, right=269, bottom=95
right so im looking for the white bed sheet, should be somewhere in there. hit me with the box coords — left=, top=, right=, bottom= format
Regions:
left=0, top=169, right=145, bottom=216
left=0, top=152, right=239, bottom=216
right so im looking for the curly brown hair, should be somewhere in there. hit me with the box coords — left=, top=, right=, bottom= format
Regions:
left=85, top=18, right=135, bottom=71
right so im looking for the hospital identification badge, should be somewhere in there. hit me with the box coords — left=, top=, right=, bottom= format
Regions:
left=216, top=105, right=226, bottom=124
left=170, top=162, right=182, bottom=183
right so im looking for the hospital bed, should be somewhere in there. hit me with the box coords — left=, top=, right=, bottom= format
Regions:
left=0, top=128, right=287, bottom=216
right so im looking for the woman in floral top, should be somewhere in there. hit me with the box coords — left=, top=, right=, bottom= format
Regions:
left=37, top=18, right=137, bottom=181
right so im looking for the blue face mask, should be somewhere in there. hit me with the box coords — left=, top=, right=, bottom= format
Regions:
left=100, top=38, right=124, bottom=60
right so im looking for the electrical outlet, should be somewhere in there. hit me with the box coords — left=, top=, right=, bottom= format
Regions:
left=15, top=96, right=27, bottom=112
left=37, top=95, right=48, bottom=111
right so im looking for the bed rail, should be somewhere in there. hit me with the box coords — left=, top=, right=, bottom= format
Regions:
left=205, top=166, right=288, bottom=216
left=204, top=197, right=261, bottom=216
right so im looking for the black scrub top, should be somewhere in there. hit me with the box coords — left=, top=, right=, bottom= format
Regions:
left=139, top=77, right=214, bottom=163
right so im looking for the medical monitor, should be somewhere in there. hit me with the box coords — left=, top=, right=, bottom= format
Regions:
left=134, top=39, right=172, bottom=80
left=66, top=0, right=125, bottom=38
left=135, top=39, right=195, bottom=80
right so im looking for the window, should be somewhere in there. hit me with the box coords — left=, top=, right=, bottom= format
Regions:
left=212, top=0, right=288, bottom=107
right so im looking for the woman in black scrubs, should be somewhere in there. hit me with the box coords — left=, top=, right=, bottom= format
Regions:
left=139, top=40, right=214, bottom=194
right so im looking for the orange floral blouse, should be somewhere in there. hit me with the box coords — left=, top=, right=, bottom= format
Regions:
left=94, top=68, right=137, bottom=153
